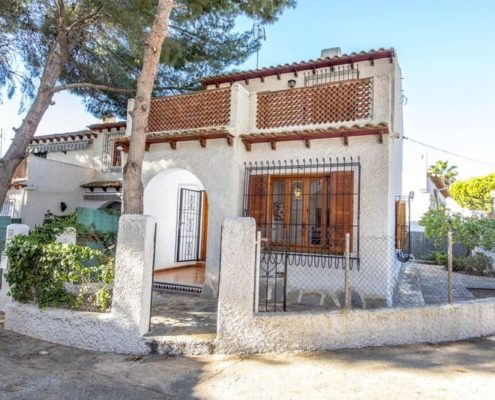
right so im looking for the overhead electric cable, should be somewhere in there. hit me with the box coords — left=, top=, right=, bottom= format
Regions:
left=403, top=136, right=495, bottom=168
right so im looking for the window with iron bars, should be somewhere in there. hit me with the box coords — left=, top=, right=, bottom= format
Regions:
left=101, top=131, right=125, bottom=172
left=243, top=158, right=361, bottom=262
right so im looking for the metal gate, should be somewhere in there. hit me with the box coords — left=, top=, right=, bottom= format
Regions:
left=176, top=188, right=204, bottom=262
left=256, top=228, right=288, bottom=312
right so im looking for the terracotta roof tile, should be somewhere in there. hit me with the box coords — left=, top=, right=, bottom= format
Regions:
left=201, top=48, right=395, bottom=86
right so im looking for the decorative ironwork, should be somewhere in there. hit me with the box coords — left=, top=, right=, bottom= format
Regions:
left=245, top=158, right=362, bottom=313
left=176, top=188, right=204, bottom=262
left=304, top=65, right=359, bottom=87
left=256, top=78, right=373, bottom=129
left=102, top=130, right=125, bottom=172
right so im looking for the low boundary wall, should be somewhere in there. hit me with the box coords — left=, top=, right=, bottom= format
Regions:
left=216, top=218, right=495, bottom=354
left=3, top=215, right=155, bottom=355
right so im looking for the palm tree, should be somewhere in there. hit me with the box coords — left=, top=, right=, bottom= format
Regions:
left=428, top=160, right=459, bottom=187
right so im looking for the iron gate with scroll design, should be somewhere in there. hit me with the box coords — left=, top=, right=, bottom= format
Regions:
left=257, top=227, right=288, bottom=312
left=176, top=188, right=204, bottom=262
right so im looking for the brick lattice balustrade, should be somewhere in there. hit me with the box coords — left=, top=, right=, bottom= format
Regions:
left=147, top=88, right=231, bottom=133
left=256, top=79, right=373, bottom=129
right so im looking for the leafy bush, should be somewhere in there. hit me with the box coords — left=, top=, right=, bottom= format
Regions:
left=5, top=213, right=115, bottom=311
left=430, top=251, right=467, bottom=272
left=419, top=206, right=495, bottom=252
left=464, top=253, right=493, bottom=275
left=426, top=251, right=493, bottom=275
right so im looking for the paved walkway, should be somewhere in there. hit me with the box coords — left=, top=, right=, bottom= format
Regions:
left=416, top=263, right=495, bottom=304
left=1, top=312, right=495, bottom=399
left=149, top=290, right=217, bottom=337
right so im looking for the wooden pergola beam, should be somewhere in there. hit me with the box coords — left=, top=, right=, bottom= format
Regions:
left=240, top=127, right=389, bottom=151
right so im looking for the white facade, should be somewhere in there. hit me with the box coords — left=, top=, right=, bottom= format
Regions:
left=2, top=124, right=125, bottom=228
left=137, top=49, right=405, bottom=300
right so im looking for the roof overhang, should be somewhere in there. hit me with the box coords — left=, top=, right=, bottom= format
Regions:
left=240, top=124, right=389, bottom=151
left=201, top=49, right=395, bottom=87
left=113, top=128, right=233, bottom=151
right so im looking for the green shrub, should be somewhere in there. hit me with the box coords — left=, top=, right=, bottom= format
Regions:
left=464, top=253, right=493, bottom=275
left=5, top=214, right=115, bottom=311
left=430, top=251, right=467, bottom=272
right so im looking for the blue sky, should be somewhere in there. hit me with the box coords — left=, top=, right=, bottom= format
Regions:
left=1, top=0, right=494, bottom=182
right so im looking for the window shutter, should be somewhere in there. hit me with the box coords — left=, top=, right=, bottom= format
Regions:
left=330, top=171, right=354, bottom=254
left=248, top=175, right=269, bottom=227
left=395, top=200, right=407, bottom=250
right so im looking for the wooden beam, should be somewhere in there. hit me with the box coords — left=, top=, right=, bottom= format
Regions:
left=199, top=137, right=207, bottom=148
left=244, top=79, right=249, bottom=85
left=304, top=138, right=311, bottom=148
left=226, top=135, right=233, bottom=146
left=370, top=57, right=375, bottom=66
left=145, top=143, right=151, bottom=151
left=378, top=132, right=383, bottom=144
left=169, top=141, right=177, bottom=150
left=343, top=135, right=349, bottom=146
left=276, top=73, right=281, bottom=80
left=243, top=140, right=251, bottom=152
left=260, top=75, right=265, bottom=83
left=270, top=140, right=276, bottom=150
left=293, top=69, right=298, bottom=77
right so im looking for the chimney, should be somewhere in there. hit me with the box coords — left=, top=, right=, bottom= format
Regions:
left=320, top=47, right=342, bottom=59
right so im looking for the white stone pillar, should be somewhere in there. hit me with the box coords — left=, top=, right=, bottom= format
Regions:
left=216, top=218, right=257, bottom=350
left=111, top=215, right=155, bottom=335
left=0, top=224, right=30, bottom=312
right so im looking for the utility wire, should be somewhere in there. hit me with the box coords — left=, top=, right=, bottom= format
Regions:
left=403, top=136, right=495, bottom=168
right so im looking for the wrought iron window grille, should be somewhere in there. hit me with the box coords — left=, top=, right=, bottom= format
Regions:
left=243, top=157, right=361, bottom=271
left=102, top=131, right=125, bottom=172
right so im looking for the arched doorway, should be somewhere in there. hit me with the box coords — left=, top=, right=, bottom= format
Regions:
left=144, top=168, right=208, bottom=287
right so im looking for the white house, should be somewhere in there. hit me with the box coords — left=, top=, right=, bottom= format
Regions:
left=2, top=47, right=406, bottom=305
left=111, top=47, right=406, bottom=303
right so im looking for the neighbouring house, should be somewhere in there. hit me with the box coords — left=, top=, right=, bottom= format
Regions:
left=406, top=157, right=468, bottom=233
left=1, top=121, right=126, bottom=228
left=109, top=47, right=406, bottom=303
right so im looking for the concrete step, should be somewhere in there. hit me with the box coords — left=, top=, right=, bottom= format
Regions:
left=395, top=263, right=425, bottom=308
left=144, top=333, right=216, bottom=356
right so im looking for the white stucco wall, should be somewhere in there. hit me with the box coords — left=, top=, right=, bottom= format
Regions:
left=138, top=55, right=403, bottom=298
left=144, top=168, right=205, bottom=270
left=216, top=218, right=495, bottom=355
left=46, top=133, right=105, bottom=171
left=22, top=156, right=98, bottom=227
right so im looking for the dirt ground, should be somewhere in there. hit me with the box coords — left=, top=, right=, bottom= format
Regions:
left=1, top=312, right=495, bottom=400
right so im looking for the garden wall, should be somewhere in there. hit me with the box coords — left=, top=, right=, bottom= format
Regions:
left=216, top=218, right=495, bottom=354
left=3, top=215, right=155, bottom=354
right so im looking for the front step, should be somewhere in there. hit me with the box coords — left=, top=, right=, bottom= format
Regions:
left=152, top=281, right=202, bottom=295
left=144, top=333, right=216, bottom=356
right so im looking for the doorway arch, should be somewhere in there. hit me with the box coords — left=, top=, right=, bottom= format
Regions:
left=144, top=168, right=208, bottom=286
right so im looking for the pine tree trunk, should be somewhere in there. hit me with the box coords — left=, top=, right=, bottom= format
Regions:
left=123, top=0, right=174, bottom=214
left=0, top=35, right=70, bottom=208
